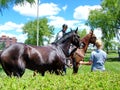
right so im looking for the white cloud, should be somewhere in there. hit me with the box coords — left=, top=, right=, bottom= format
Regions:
left=0, top=21, right=24, bottom=32
left=0, top=32, right=13, bottom=37
left=48, top=16, right=80, bottom=29
left=77, top=23, right=90, bottom=31
left=13, top=1, right=61, bottom=17
left=62, top=5, right=67, bottom=11
left=16, top=28, right=23, bottom=32
left=16, top=34, right=27, bottom=43
left=78, top=25, right=102, bottom=39
left=94, top=28, right=102, bottom=39
left=73, top=5, right=101, bottom=20
left=0, top=21, right=26, bottom=43
left=2, top=3, right=103, bottom=44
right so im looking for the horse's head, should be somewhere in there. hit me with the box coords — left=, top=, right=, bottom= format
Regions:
left=89, top=30, right=97, bottom=46
left=70, top=27, right=80, bottom=48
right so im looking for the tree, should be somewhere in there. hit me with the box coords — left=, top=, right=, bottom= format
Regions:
left=22, top=17, right=54, bottom=45
left=0, top=0, right=35, bottom=12
left=101, top=0, right=120, bottom=41
left=110, top=40, right=120, bottom=50
left=86, top=0, right=120, bottom=53
left=0, top=42, right=5, bottom=50
left=78, top=29, right=87, bottom=38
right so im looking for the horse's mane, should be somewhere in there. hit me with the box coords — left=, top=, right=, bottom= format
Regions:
left=81, top=34, right=90, bottom=43
left=81, top=31, right=94, bottom=44
left=52, top=30, right=75, bottom=44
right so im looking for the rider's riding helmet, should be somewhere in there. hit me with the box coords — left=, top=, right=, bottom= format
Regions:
left=62, top=24, right=68, bottom=29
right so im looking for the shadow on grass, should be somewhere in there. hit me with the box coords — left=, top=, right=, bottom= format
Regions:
left=107, top=57, right=120, bottom=62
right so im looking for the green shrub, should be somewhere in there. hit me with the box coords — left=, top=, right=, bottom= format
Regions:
left=0, top=53, right=120, bottom=90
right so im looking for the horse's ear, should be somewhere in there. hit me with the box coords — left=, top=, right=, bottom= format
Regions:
left=75, top=27, right=78, bottom=33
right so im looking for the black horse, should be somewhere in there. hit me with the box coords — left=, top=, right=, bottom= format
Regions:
left=0, top=28, right=80, bottom=77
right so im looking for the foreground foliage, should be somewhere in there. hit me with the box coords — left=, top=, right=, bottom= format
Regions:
left=0, top=60, right=120, bottom=90
left=0, top=53, right=119, bottom=90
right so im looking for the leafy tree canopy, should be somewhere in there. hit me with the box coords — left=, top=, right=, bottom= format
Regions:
left=86, top=0, right=120, bottom=40
left=22, top=17, right=54, bottom=45
left=78, top=29, right=87, bottom=38
left=86, top=0, right=120, bottom=53
left=0, top=0, right=35, bottom=12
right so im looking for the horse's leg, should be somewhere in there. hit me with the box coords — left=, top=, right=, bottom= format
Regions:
left=15, top=67, right=25, bottom=77
left=48, top=69, right=53, bottom=74
left=63, top=65, right=66, bottom=75
left=75, top=63, right=79, bottom=73
left=55, top=69, right=61, bottom=75
left=1, top=64, right=13, bottom=77
left=72, top=58, right=79, bottom=74
left=1, top=63, right=25, bottom=77
left=55, top=70, right=59, bottom=75
left=41, top=71, right=45, bottom=76
left=57, top=69, right=64, bottom=76
left=33, top=70, right=38, bottom=76
left=15, top=58, right=26, bottom=77
left=13, top=70, right=25, bottom=77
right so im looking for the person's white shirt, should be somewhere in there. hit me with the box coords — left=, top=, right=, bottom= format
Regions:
left=57, top=31, right=64, bottom=40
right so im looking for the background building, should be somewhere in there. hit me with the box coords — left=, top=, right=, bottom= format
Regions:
left=0, top=35, right=17, bottom=47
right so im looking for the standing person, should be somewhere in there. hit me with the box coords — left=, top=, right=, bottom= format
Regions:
left=80, top=39, right=107, bottom=72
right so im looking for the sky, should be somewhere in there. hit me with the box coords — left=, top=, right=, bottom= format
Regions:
left=0, top=0, right=102, bottom=43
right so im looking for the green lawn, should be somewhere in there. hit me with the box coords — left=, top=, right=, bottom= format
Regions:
left=0, top=53, right=120, bottom=90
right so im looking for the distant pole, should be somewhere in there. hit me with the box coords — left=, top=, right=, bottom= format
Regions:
left=37, top=0, right=39, bottom=46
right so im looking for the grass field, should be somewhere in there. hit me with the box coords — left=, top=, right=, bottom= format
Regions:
left=0, top=53, right=120, bottom=90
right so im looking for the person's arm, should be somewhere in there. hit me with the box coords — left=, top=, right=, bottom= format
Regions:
left=79, top=51, right=94, bottom=65
left=79, top=60, right=92, bottom=65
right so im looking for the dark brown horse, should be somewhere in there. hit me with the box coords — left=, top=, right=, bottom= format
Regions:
left=0, top=28, right=80, bottom=77
left=71, top=30, right=96, bottom=73
left=0, top=50, right=2, bottom=64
